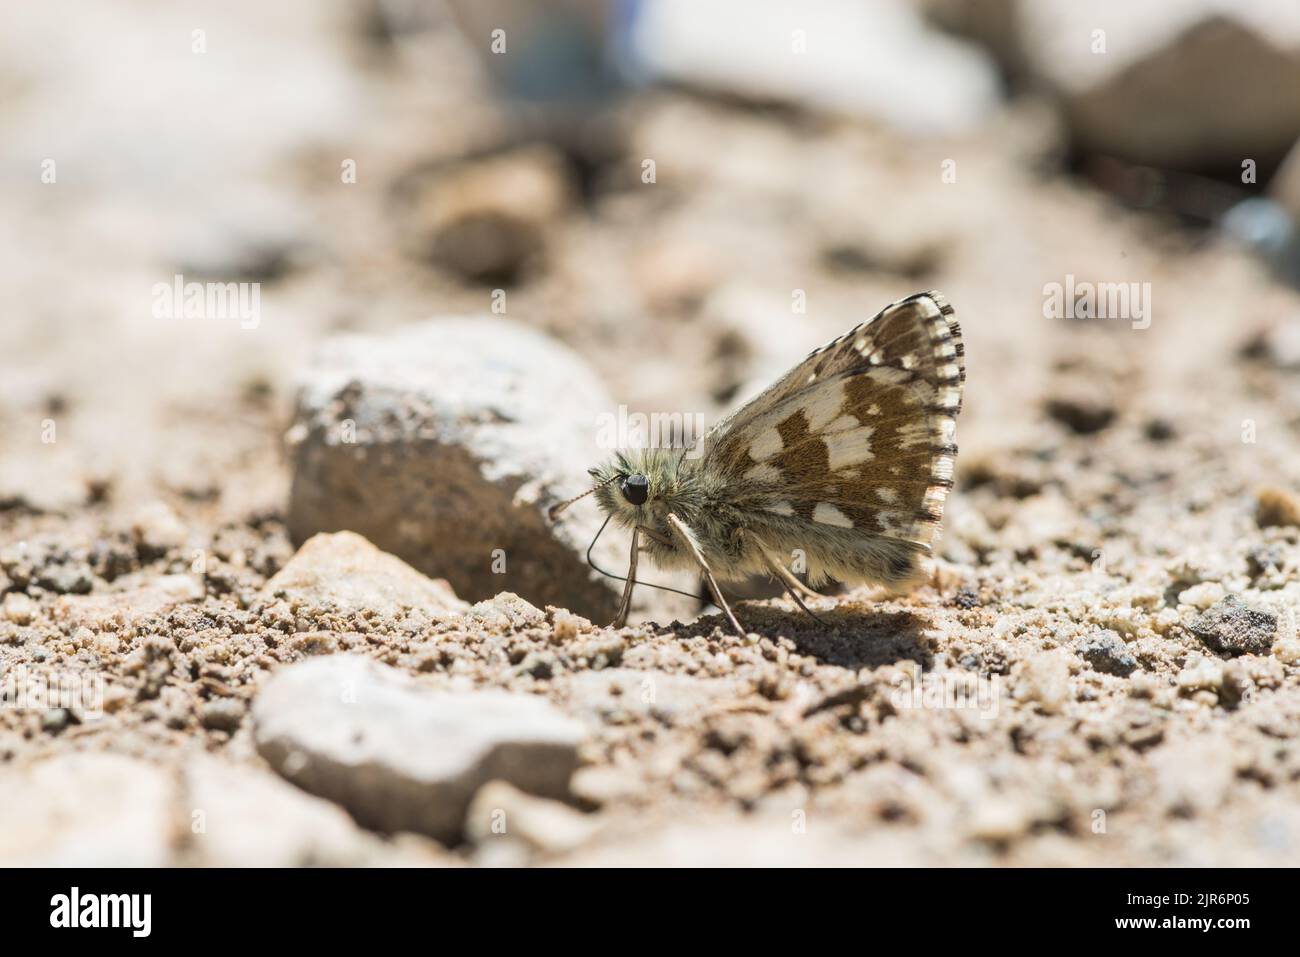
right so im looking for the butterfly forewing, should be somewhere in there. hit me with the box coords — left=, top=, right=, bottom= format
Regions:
left=700, top=291, right=964, bottom=582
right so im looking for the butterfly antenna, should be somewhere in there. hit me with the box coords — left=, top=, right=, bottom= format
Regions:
left=547, top=474, right=618, bottom=522
left=584, top=514, right=714, bottom=605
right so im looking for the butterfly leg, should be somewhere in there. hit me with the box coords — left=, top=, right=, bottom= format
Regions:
left=665, top=513, right=746, bottom=638
left=769, top=555, right=825, bottom=600
left=741, top=530, right=830, bottom=626
left=611, top=526, right=640, bottom=628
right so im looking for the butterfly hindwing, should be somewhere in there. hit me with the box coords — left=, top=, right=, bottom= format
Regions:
left=700, top=291, right=964, bottom=585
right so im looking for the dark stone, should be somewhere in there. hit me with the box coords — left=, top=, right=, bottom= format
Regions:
left=1187, top=595, right=1277, bottom=657
left=1076, top=628, right=1137, bottom=676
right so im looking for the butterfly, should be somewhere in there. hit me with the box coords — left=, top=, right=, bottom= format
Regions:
left=550, top=291, right=964, bottom=636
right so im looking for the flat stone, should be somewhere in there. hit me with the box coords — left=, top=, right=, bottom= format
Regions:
left=260, top=531, right=465, bottom=618
left=251, top=654, right=585, bottom=842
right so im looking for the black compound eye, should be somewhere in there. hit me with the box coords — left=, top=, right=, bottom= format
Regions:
left=620, top=473, right=649, bottom=505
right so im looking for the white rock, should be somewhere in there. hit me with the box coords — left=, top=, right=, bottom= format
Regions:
left=465, top=779, right=598, bottom=855
left=130, top=501, right=188, bottom=554
left=1178, top=581, right=1227, bottom=611
left=181, top=755, right=444, bottom=866
left=0, top=754, right=172, bottom=866
left=285, top=317, right=634, bottom=621
left=2, top=592, right=37, bottom=625
left=466, top=592, right=546, bottom=630
left=1012, top=650, right=1073, bottom=715
left=630, top=0, right=1000, bottom=135
left=1005, top=0, right=1300, bottom=168
left=261, top=530, right=465, bottom=618
left=251, top=655, right=585, bottom=842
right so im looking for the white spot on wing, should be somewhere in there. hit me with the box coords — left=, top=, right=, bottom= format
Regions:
left=748, top=427, right=784, bottom=461
left=799, top=379, right=845, bottom=431
left=824, top=426, right=875, bottom=470
left=813, top=503, right=853, bottom=527
left=766, top=501, right=795, bottom=516
left=744, top=463, right=782, bottom=484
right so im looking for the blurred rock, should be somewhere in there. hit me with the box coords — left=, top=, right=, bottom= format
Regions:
left=1044, top=389, right=1117, bottom=435
left=921, top=0, right=1027, bottom=80
left=1256, top=487, right=1300, bottom=529
left=630, top=0, right=1000, bottom=135
left=1219, top=199, right=1300, bottom=287
left=1273, top=137, right=1300, bottom=221
left=1187, top=595, right=1277, bottom=657
left=1012, top=650, right=1072, bottom=714
left=568, top=764, right=643, bottom=807
left=285, top=317, right=629, bottom=621
left=1177, top=582, right=1226, bottom=612
left=2, top=594, right=35, bottom=626
left=466, top=591, right=546, bottom=630
left=171, top=188, right=314, bottom=282
left=198, top=698, right=246, bottom=733
left=181, top=755, right=438, bottom=866
left=403, top=146, right=571, bottom=284
left=1240, top=319, right=1300, bottom=370
left=129, top=501, right=188, bottom=557
left=1149, top=734, right=1235, bottom=815
left=1177, top=654, right=1225, bottom=694
left=252, top=654, right=585, bottom=842
left=0, top=754, right=172, bottom=866
left=465, top=779, right=598, bottom=855
left=999, top=1, right=1300, bottom=169
left=1076, top=628, right=1137, bottom=677
left=261, top=530, right=466, bottom=618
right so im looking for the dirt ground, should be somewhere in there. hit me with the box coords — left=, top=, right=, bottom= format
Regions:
left=3, top=2, right=1300, bottom=866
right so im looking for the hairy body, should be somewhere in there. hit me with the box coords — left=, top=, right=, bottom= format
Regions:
left=558, top=291, right=965, bottom=635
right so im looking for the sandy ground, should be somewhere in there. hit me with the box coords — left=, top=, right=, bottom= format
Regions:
left=3, top=1, right=1300, bottom=866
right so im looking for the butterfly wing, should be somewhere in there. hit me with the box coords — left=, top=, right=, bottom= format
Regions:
left=698, top=291, right=964, bottom=587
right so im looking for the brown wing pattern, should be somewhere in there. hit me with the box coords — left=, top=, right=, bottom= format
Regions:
left=701, top=291, right=964, bottom=553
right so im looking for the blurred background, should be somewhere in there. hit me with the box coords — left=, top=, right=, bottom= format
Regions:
left=4, top=0, right=1300, bottom=524
left=5, top=0, right=1300, bottom=868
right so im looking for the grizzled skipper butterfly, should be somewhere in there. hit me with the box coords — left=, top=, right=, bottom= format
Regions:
left=550, top=291, right=964, bottom=636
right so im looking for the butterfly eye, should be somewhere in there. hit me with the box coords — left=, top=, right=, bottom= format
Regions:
left=620, top=473, right=649, bottom=505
